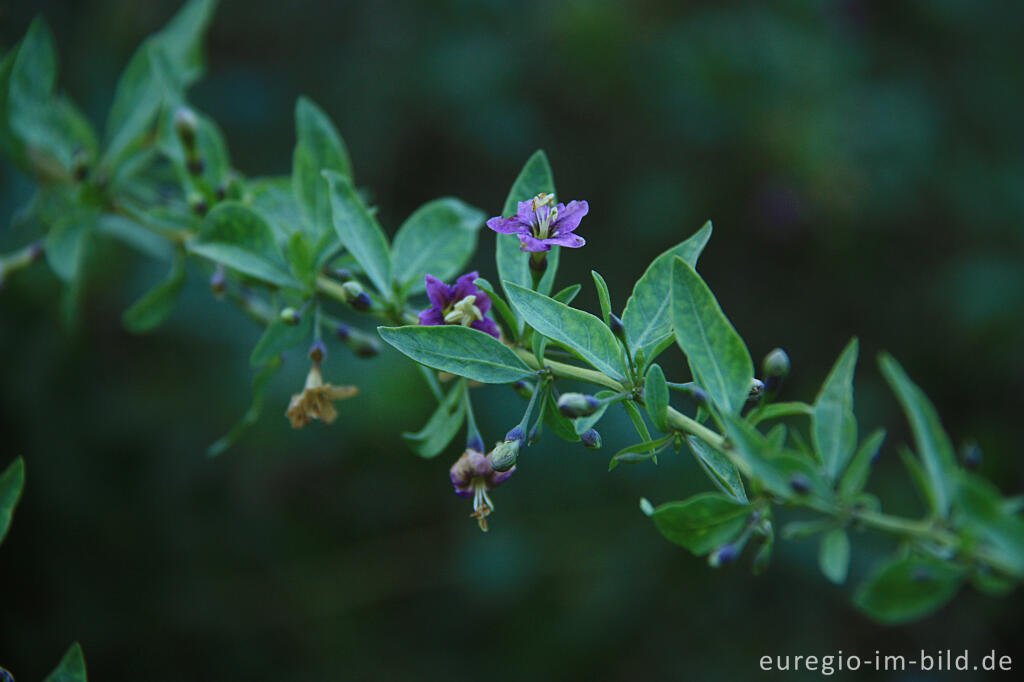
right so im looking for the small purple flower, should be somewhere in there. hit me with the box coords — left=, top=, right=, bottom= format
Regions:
left=449, top=448, right=515, bottom=532
left=418, top=271, right=500, bottom=339
left=486, top=193, right=589, bottom=253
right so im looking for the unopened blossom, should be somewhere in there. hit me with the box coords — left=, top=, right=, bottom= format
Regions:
left=418, top=271, right=500, bottom=339
left=285, top=361, right=358, bottom=429
left=449, top=447, right=515, bottom=532
left=486, top=192, right=589, bottom=252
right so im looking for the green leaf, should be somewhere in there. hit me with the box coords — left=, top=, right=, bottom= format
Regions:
left=250, top=313, right=314, bottom=368
left=504, top=282, right=626, bottom=381
left=609, top=433, right=674, bottom=470
left=245, top=176, right=302, bottom=247
left=151, top=0, right=218, bottom=88
left=97, top=213, right=176, bottom=262
left=670, top=257, right=752, bottom=414
left=402, top=380, right=467, bottom=458
left=812, top=339, right=859, bottom=481
left=954, top=472, right=1024, bottom=578
left=838, top=429, right=886, bottom=497
left=652, top=493, right=752, bottom=556
left=819, top=528, right=851, bottom=584
left=472, top=277, right=518, bottom=342
left=854, top=557, right=963, bottom=625
left=391, top=198, right=485, bottom=291
left=378, top=325, right=534, bottom=384
left=746, top=401, right=813, bottom=426
left=623, top=399, right=656, bottom=455
left=122, top=253, right=186, bottom=333
left=573, top=389, right=617, bottom=435
left=552, top=283, right=582, bottom=305
left=623, top=221, right=712, bottom=365
left=45, top=208, right=96, bottom=283
left=495, top=150, right=560, bottom=301
left=644, top=363, right=669, bottom=432
left=323, top=170, right=392, bottom=295
left=879, top=353, right=958, bottom=516
left=293, top=97, right=352, bottom=241
left=1, top=457, right=26, bottom=545
left=189, top=202, right=299, bottom=289
left=285, top=231, right=316, bottom=288
left=686, top=436, right=748, bottom=504
left=207, top=358, right=281, bottom=457
left=43, top=641, right=88, bottom=682
left=591, top=270, right=612, bottom=325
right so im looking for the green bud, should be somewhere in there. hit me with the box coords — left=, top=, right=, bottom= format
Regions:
left=173, top=106, right=199, bottom=147
left=762, top=348, right=791, bottom=379
left=490, top=439, right=520, bottom=472
left=341, top=281, right=363, bottom=301
left=280, top=307, right=300, bottom=325
left=557, top=392, right=601, bottom=418
left=512, top=380, right=534, bottom=400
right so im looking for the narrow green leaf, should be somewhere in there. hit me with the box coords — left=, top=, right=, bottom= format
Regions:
left=378, top=325, right=534, bottom=384
left=899, top=446, right=939, bottom=514
left=854, top=557, right=963, bottom=625
left=43, top=641, right=88, bottom=682
left=207, top=358, right=281, bottom=457
left=250, top=313, right=314, bottom=368
left=746, top=401, right=813, bottom=426
left=402, top=380, right=467, bottom=458
left=472, top=277, right=518, bottom=342
left=1, top=457, right=26, bottom=545
left=686, top=436, right=748, bottom=504
left=45, top=209, right=96, bottom=282
left=623, top=221, right=712, bottom=364
left=819, top=528, right=851, bottom=584
left=495, top=150, right=559, bottom=302
left=591, top=270, right=612, bottom=325
left=879, top=353, right=958, bottom=516
left=293, top=96, right=352, bottom=241
left=504, top=282, right=626, bottom=380
left=623, top=399, right=655, bottom=452
left=644, top=364, right=669, bottom=432
left=652, top=493, right=752, bottom=556
left=573, top=390, right=617, bottom=435
left=323, top=170, right=392, bottom=295
left=765, top=423, right=788, bottom=450
left=670, top=257, right=752, bottom=414
left=609, top=433, right=674, bottom=470
left=391, top=198, right=484, bottom=291
left=552, top=283, right=582, bottom=305
left=543, top=389, right=582, bottom=443
left=812, top=339, right=859, bottom=481
left=122, top=254, right=186, bottom=333
left=285, top=231, right=315, bottom=288
left=838, top=429, right=887, bottom=498
left=189, top=202, right=298, bottom=289
left=954, top=472, right=1024, bottom=578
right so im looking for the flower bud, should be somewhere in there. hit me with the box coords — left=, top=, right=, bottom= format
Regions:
left=467, top=433, right=485, bottom=454
left=308, top=339, right=327, bottom=363
left=763, top=347, right=791, bottom=380
left=188, top=192, right=208, bottom=216
left=187, top=157, right=206, bottom=176
left=209, top=267, right=227, bottom=296
left=71, top=146, right=90, bottom=182
left=504, top=426, right=525, bottom=443
left=352, top=336, right=380, bottom=358
left=789, top=473, right=811, bottom=495
left=581, top=428, right=602, bottom=450
left=280, top=307, right=300, bottom=325
left=335, top=323, right=351, bottom=341
left=341, top=281, right=372, bottom=311
left=490, top=438, right=520, bottom=472
left=512, top=380, right=533, bottom=400
left=960, top=441, right=983, bottom=470
left=709, top=543, right=739, bottom=567
left=557, top=392, right=601, bottom=418
left=747, top=378, right=765, bottom=402
left=173, top=106, right=199, bottom=147
left=333, top=268, right=353, bottom=282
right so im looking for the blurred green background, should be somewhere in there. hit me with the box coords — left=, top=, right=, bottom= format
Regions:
left=2, top=0, right=1023, bottom=679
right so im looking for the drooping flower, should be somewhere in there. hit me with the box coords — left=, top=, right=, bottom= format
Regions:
left=449, top=447, right=515, bottom=532
left=285, top=358, right=358, bottom=429
left=418, top=271, right=500, bottom=339
left=486, top=192, right=589, bottom=252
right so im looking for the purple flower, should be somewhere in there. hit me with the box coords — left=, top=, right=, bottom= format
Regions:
left=418, top=271, right=500, bottom=339
left=449, top=448, right=515, bottom=532
left=486, top=193, right=589, bottom=253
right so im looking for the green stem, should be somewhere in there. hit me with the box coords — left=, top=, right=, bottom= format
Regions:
left=514, top=348, right=624, bottom=391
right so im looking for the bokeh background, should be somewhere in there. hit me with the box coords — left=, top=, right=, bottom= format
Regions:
left=2, top=0, right=1023, bottom=679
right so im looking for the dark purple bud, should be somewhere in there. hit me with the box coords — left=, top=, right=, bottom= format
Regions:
left=28, top=241, right=44, bottom=263
left=174, top=107, right=199, bottom=147
left=71, top=147, right=90, bottom=181
left=557, top=392, right=601, bottom=418
left=961, top=441, right=982, bottom=470
left=280, top=307, right=300, bottom=326
left=581, top=428, right=602, bottom=450
left=352, top=292, right=372, bottom=312
left=690, top=386, right=708, bottom=405
left=353, top=337, right=380, bottom=358
left=188, top=192, right=208, bottom=216
left=608, top=312, right=625, bottom=340
left=710, top=543, right=739, bottom=567
left=467, top=433, right=485, bottom=454
left=513, top=380, right=533, bottom=400
left=504, top=426, right=525, bottom=443
left=215, top=183, right=227, bottom=201
left=789, top=474, right=812, bottom=495
left=187, top=157, right=206, bottom=176
left=210, top=267, right=227, bottom=296
left=333, top=268, right=353, bottom=282
left=308, top=340, right=327, bottom=363
left=335, top=323, right=352, bottom=341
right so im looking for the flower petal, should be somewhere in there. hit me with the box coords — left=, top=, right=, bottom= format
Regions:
left=486, top=216, right=524, bottom=235
left=424, top=274, right=452, bottom=310
left=516, top=200, right=538, bottom=225
left=451, top=270, right=481, bottom=301
left=552, top=200, right=589, bottom=235
left=470, top=317, right=501, bottom=339
left=544, top=232, right=586, bottom=248
left=418, top=307, right=445, bottom=326
left=517, top=233, right=552, bottom=252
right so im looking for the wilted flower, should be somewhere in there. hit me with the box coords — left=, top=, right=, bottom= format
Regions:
left=285, top=361, right=358, bottom=429
left=449, top=447, right=515, bottom=532
left=486, top=192, right=589, bottom=252
left=418, top=271, right=500, bottom=339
